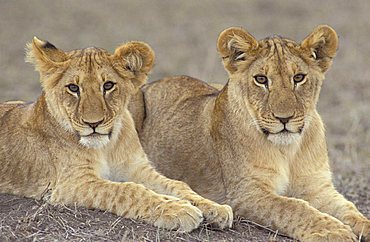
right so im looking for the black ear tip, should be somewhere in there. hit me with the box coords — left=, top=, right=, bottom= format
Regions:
left=43, top=41, right=57, bottom=49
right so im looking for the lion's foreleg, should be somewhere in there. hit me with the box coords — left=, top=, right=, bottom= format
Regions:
left=50, top=166, right=203, bottom=232
left=126, top=160, right=233, bottom=229
left=295, top=176, right=369, bottom=239
left=229, top=180, right=357, bottom=241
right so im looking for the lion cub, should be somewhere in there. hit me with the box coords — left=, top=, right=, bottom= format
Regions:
left=0, top=38, right=233, bottom=232
left=132, top=25, right=369, bottom=241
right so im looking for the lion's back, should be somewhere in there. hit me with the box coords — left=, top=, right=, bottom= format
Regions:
left=138, top=76, right=226, bottom=202
left=0, top=102, right=27, bottom=126
left=142, top=75, right=219, bottom=113
left=139, top=75, right=219, bottom=144
left=0, top=101, right=59, bottom=198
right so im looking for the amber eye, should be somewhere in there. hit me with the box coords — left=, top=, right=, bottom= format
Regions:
left=293, top=74, right=306, bottom=84
left=67, top=84, right=80, bottom=93
left=103, top=81, right=115, bottom=91
left=254, top=75, right=268, bottom=86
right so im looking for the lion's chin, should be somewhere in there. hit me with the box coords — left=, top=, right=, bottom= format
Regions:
left=267, top=131, right=301, bottom=146
left=79, top=134, right=110, bottom=149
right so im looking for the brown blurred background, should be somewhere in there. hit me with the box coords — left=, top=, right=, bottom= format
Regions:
left=0, top=0, right=369, bottom=205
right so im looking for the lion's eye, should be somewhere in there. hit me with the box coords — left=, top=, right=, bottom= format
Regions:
left=103, top=81, right=115, bottom=91
left=67, top=84, right=80, bottom=93
left=254, top=75, right=268, bottom=86
left=293, top=74, right=306, bottom=84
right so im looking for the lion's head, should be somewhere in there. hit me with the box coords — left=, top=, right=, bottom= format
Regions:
left=26, top=37, right=154, bottom=148
left=217, top=25, right=338, bottom=145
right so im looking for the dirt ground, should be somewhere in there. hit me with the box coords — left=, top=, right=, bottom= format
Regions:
left=0, top=0, right=369, bottom=241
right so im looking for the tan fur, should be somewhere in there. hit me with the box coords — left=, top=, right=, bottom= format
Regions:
left=132, top=25, right=369, bottom=241
left=0, top=37, right=233, bottom=232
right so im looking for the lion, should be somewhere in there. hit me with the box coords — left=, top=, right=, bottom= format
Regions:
left=131, top=25, right=369, bottom=241
left=0, top=37, right=233, bottom=232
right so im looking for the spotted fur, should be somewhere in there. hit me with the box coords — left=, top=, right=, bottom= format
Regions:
left=0, top=37, right=233, bottom=232
left=132, top=25, right=369, bottom=241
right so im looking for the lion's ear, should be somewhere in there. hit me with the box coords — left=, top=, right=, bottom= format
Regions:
left=112, top=41, right=154, bottom=88
left=217, top=27, right=258, bottom=74
left=301, top=25, right=338, bottom=73
left=26, top=37, right=67, bottom=75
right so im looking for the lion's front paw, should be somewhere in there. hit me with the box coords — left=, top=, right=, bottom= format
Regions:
left=196, top=200, right=233, bottom=229
left=305, top=228, right=357, bottom=242
left=352, top=219, right=370, bottom=242
left=152, top=199, right=203, bottom=232
left=343, top=214, right=370, bottom=241
left=304, top=221, right=357, bottom=242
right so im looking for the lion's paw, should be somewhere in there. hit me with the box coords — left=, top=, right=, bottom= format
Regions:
left=343, top=214, right=370, bottom=241
left=305, top=229, right=357, bottom=242
left=152, top=199, right=203, bottom=232
left=304, top=222, right=357, bottom=242
left=352, top=219, right=370, bottom=242
left=196, top=200, right=233, bottom=229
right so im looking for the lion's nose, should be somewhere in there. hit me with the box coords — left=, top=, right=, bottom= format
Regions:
left=83, top=119, right=104, bottom=129
left=274, top=115, right=293, bottom=124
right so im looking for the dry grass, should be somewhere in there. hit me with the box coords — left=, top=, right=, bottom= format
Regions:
left=0, top=0, right=368, bottom=241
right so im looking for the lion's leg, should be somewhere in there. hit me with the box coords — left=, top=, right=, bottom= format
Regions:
left=50, top=166, right=203, bottom=232
left=230, top=180, right=357, bottom=242
left=294, top=176, right=369, bottom=240
left=126, top=160, right=233, bottom=229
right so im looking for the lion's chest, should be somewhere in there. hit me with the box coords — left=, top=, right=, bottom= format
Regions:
left=98, top=157, right=111, bottom=180
left=275, top=171, right=290, bottom=195
left=274, top=160, right=290, bottom=196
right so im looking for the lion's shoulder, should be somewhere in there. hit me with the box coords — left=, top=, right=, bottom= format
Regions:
left=143, top=75, right=219, bottom=104
left=0, top=101, right=32, bottom=121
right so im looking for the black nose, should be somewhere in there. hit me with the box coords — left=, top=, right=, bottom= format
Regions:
left=274, top=115, right=293, bottom=124
left=83, top=119, right=104, bottom=129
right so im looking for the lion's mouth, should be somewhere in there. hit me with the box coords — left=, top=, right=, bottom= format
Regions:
left=261, top=126, right=303, bottom=136
left=78, top=131, right=113, bottom=149
left=261, top=127, right=304, bottom=146
left=80, top=131, right=112, bottom=139
left=261, top=128, right=270, bottom=135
